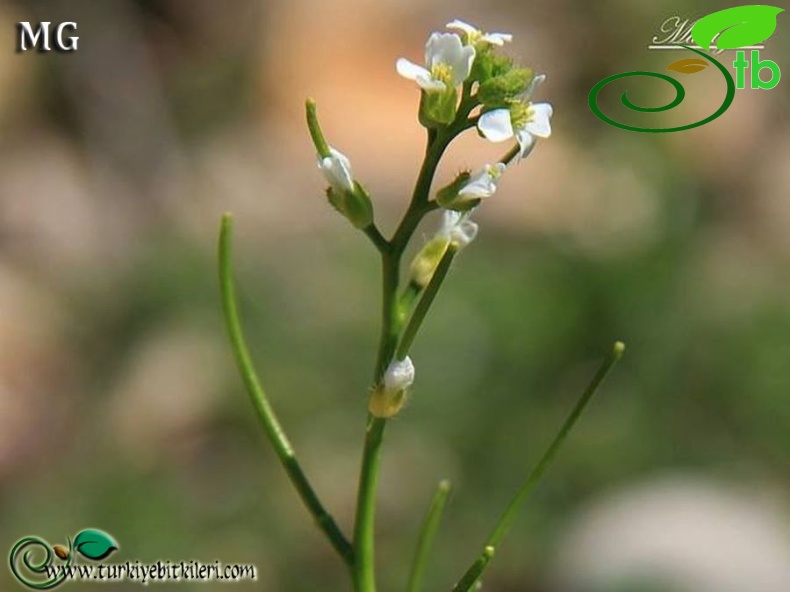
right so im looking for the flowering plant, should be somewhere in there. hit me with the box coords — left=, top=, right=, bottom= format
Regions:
left=218, top=19, right=623, bottom=592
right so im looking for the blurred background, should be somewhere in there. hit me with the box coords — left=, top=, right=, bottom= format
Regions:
left=1, top=0, right=789, bottom=591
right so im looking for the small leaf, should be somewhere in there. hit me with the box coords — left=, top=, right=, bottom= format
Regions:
left=667, top=58, right=709, bottom=74
left=52, top=544, right=70, bottom=560
left=692, top=5, right=784, bottom=51
left=73, top=529, right=119, bottom=561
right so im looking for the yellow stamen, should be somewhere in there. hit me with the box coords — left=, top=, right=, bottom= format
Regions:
left=510, top=102, right=531, bottom=129
left=430, top=62, right=454, bottom=85
left=485, top=164, right=503, bottom=180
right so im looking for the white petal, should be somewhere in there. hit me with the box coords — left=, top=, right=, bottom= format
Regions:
left=482, top=32, right=513, bottom=46
left=524, top=73, right=546, bottom=101
left=458, top=177, right=493, bottom=199
left=451, top=218, right=479, bottom=247
left=426, top=33, right=475, bottom=85
left=438, top=210, right=463, bottom=236
left=451, top=45, right=476, bottom=86
left=416, top=76, right=446, bottom=92
left=425, top=33, right=456, bottom=69
left=446, top=19, right=477, bottom=35
left=396, top=58, right=430, bottom=82
left=438, top=210, right=478, bottom=248
left=524, top=102, right=553, bottom=138
left=383, top=357, right=414, bottom=392
left=459, top=163, right=506, bottom=199
left=478, top=109, right=514, bottom=142
left=458, top=175, right=496, bottom=198
left=319, top=147, right=354, bottom=192
left=515, top=129, right=535, bottom=159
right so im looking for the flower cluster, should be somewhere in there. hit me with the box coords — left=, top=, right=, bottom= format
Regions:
left=397, top=19, right=552, bottom=213
left=398, top=19, right=552, bottom=162
left=309, top=20, right=552, bottom=228
left=400, top=20, right=552, bottom=281
left=307, top=19, right=553, bottom=417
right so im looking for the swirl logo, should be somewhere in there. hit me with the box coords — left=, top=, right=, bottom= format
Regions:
left=589, top=5, right=783, bottom=133
left=9, top=529, right=118, bottom=590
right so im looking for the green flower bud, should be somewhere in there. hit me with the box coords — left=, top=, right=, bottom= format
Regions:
left=419, top=88, right=459, bottom=127
left=477, top=67, right=534, bottom=107
left=470, top=50, right=513, bottom=85
left=326, top=181, right=374, bottom=229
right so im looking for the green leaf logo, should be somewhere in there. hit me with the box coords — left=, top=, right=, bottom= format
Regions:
left=73, top=529, right=119, bottom=561
left=692, top=5, right=784, bottom=51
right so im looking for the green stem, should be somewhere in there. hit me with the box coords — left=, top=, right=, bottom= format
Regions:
left=218, top=214, right=354, bottom=568
left=407, top=480, right=453, bottom=592
left=391, top=132, right=451, bottom=255
left=499, top=143, right=521, bottom=166
left=452, top=342, right=626, bottom=592
left=364, top=224, right=390, bottom=255
left=396, top=247, right=457, bottom=360
left=353, top=112, right=474, bottom=591
left=353, top=127, right=447, bottom=592
left=353, top=251, right=399, bottom=592
left=353, top=416, right=387, bottom=592
left=374, top=253, right=402, bottom=379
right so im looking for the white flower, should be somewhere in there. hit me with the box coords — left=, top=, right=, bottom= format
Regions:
left=476, top=74, right=551, bottom=159
left=438, top=210, right=478, bottom=248
left=383, top=357, right=415, bottom=393
left=318, top=147, right=354, bottom=193
left=446, top=19, right=512, bottom=46
left=396, top=33, right=475, bottom=92
left=478, top=102, right=553, bottom=158
left=458, top=163, right=507, bottom=199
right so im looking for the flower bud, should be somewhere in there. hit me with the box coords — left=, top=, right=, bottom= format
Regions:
left=369, top=357, right=415, bottom=418
left=326, top=182, right=374, bottom=229
left=477, top=67, right=534, bottom=106
left=319, top=148, right=354, bottom=193
left=319, top=149, right=374, bottom=229
left=419, top=88, right=460, bottom=127
left=470, top=50, right=512, bottom=85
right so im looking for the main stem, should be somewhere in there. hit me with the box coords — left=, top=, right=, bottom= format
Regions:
left=353, top=251, right=399, bottom=592
left=352, top=128, right=453, bottom=592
